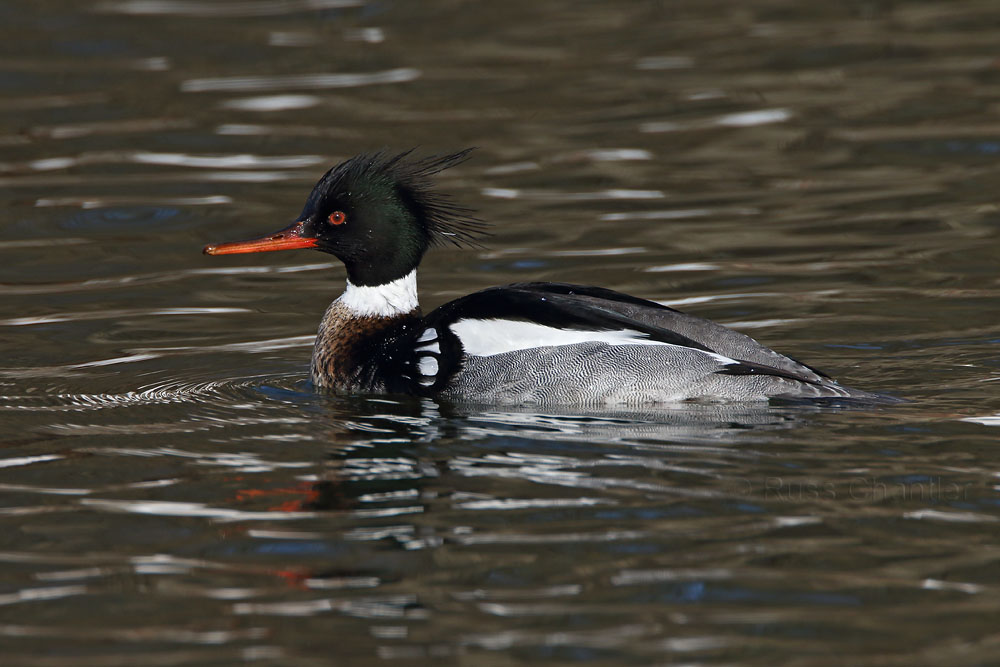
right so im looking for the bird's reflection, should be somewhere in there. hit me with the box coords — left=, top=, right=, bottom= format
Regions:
left=297, top=395, right=820, bottom=514
left=249, top=393, right=863, bottom=592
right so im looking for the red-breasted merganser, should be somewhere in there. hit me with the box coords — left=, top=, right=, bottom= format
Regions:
left=204, top=150, right=881, bottom=404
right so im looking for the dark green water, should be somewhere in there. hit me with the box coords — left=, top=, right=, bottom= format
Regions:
left=2, top=1, right=1000, bottom=664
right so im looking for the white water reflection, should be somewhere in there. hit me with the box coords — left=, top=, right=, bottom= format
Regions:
left=182, top=68, right=421, bottom=92
left=0, top=585, right=88, bottom=607
left=0, top=307, right=249, bottom=327
left=635, top=55, right=695, bottom=70
left=641, top=108, right=792, bottom=132
left=10, top=149, right=306, bottom=174
left=98, top=0, right=365, bottom=17
left=481, top=188, right=664, bottom=201
left=602, top=207, right=759, bottom=221
left=35, top=195, right=232, bottom=208
left=130, top=152, right=325, bottom=168
left=221, top=95, right=320, bottom=111
left=80, top=499, right=317, bottom=521
left=0, top=455, right=64, bottom=469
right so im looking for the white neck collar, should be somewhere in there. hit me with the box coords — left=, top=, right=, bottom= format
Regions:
left=337, top=269, right=418, bottom=317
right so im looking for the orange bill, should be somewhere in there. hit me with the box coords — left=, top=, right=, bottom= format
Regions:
left=203, top=221, right=316, bottom=255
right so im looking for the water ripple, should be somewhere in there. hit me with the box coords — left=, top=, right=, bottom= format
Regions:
left=232, top=594, right=419, bottom=618
left=2, top=150, right=321, bottom=174
left=0, top=262, right=334, bottom=295
left=1, top=372, right=309, bottom=413
left=0, top=307, right=249, bottom=327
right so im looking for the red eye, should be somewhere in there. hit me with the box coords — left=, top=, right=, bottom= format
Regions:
left=327, top=211, right=347, bottom=225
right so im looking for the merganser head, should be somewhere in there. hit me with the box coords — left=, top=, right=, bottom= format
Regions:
left=203, top=150, right=485, bottom=286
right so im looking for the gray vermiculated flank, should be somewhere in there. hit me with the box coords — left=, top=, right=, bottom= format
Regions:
left=442, top=341, right=869, bottom=405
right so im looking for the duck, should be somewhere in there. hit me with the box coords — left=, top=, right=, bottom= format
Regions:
left=203, top=150, right=882, bottom=405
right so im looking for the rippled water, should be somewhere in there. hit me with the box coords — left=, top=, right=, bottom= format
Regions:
left=3, top=0, right=1000, bottom=664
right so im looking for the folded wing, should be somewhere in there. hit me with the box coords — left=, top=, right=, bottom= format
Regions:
left=411, top=282, right=872, bottom=403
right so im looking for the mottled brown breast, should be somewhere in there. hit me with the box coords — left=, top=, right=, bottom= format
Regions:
left=310, top=300, right=422, bottom=392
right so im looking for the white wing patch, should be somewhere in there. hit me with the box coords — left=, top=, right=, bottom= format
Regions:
left=449, top=318, right=738, bottom=366
left=450, top=318, right=657, bottom=355
left=416, top=328, right=441, bottom=385
left=418, top=356, right=439, bottom=379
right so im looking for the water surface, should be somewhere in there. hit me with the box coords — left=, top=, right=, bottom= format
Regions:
left=2, top=1, right=1000, bottom=664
